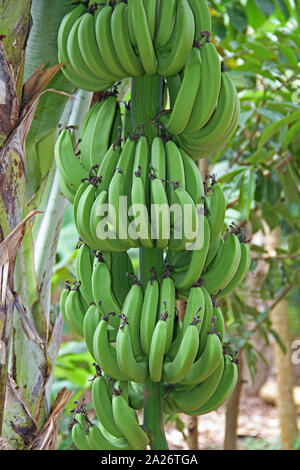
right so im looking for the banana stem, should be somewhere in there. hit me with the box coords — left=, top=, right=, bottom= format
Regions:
left=131, top=75, right=164, bottom=141
left=139, top=248, right=168, bottom=450
left=132, top=74, right=168, bottom=450
left=143, top=378, right=169, bottom=450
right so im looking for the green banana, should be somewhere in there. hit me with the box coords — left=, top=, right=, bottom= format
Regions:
left=140, top=273, right=160, bottom=356
left=157, top=0, right=195, bottom=77
left=173, top=215, right=210, bottom=292
left=83, top=303, right=101, bottom=358
left=116, top=319, right=148, bottom=383
left=73, top=181, right=89, bottom=232
left=110, top=252, right=135, bottom=307
left=119, top=277, right=144, bottom=358
left=217, top=241, right=251, bottom=298
left=79, top=102, right=101, bottom=171
left=54, top=128, right=89, bottom=193
left=86, top=423, right=133, bottom=451
left=77, top=10, right=117, bottom=83
left=142, top=0, right=157, bottom=39
left=211, top=300, right=225, bottom=341
left=197, top=285, right=214, bottom=356
left=131, top=137, right=153, bottom=248
left=64, top=285, right=86, bottom=337
left=58, top=4, right=112, bottom=91
left=75, top=183, right=102, bottom=251
left=57, top=172, right=76, bottom=204
left=202, top=233, right=241, bottom=294
left=91, top=374, right=124, bottom=439
left=166, top=353, right=225, bottom=413
left=164, top=47, right=202, bottom=135
left=155, top=0, right=177, bottom=50
left=150, top=136, right=166, bottom=183
left=90, top=189, right=129, bottom=253
left=75, top=244, right=94, bottom=305
left=93, top=317, right=127, bottom=380
left=57, top=4, right=86, bottom=69
left=128, top=382, right=144, bottom=410
left=165, top=139, right=185, bottom=206
left=59, top=284, right=70, bottom=325
left=150, top=176, right=170, bottom=249
left=111, top=2, right=144, bottom=77
left=71, top=414, right=93, bottom=450
left=205, top=181, right=226, bottom=245
left=168, top=186, right=198, bottom=252
left=180, top=148, right=205, bottom=203
left=184, top=40, right=221, bottom=134
left=92, top=257, right=121, bottom=330
left=187, top=0, right=211, bottom=40
left=204, top=234, right=222, bottom=269
left=67, top=15, right=108, bottom=86
left=131, top=0, right=157, bottom=75
left=158, top=273, right=176, bottom=353
left=148, top=314, right=168, bottom=382
left=85, top=96, right=119, bottom=168
left=112, top=386, right=150, bottom=450
left=181, top=332, right=223, bottom=385
left=94, top=5, right=128, bottom=80
left=163, top=323, right=200, bottom=384
left=186, top=355, right=238, bottom=415
left=181, top=71, right=239, bottom=145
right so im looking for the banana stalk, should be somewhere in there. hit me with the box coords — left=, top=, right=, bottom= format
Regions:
left=132, top=75, right=169, bottom=450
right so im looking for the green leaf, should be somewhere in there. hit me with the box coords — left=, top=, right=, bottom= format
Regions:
left=246, top=0, right=266, bottom=29
left=254, top=0, right=275, bottom=17
left=275, top=0, right=290, bottom=19
left=254, top=169, right=268, bottom=202
left=268, top=328, right=287, bottom=353
left=280, top=162, right=300, bottom=205
left=277, top=44, right=298, bottom=66
left=226, top=4, right=248, bottom=32
left=258, top=111, right=300, bottom=150
left=282, top=121, right=300, bottom=149
left=260, top=201, right=280, bottom=231
left=275, top=201, right=298, bottom=228
left=236, top=168, right=256, bottom=220
left=218, top=167, right=245, bottom=184
left=266, top=171, right=282, bottom=205
left=289, top=129, right=300, bottom=156
left=249, top=210, right=264, bottom=234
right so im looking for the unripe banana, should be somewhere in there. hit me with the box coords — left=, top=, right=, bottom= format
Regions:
left=148, top=313, right=168, bottom=382
left=112, top=385, right=150, bottom=450
left=140, top=272, right=160, bottom=356
left=91, top=373, right=123, bottom=439
left=93, top=317, right=127, bottom=381
left=181, top=332, right=223, bottom=385
left=185, top=355, right=238, bottom=415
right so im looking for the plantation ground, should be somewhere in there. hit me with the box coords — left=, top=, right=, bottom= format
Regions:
left=165, top=392, right=300, bottom=450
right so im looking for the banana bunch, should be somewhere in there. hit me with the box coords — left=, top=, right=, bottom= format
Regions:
left=166, top=178, right=251, bottom=299
left=159, top=62, right=240, bottom=159
left=61, top=243, right=134, bottom=342
left=55, top=94, right=122, bottom=203
left=164, top=353, right=238, bottom=416
left=58, top=0, right=213, bottom=91
left=71, top=373, right=147, bottom=450
left=73, top=131, right=209, bottom=252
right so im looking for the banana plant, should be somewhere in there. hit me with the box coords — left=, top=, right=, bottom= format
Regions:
left=0, top=0, right=92, bottom=449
